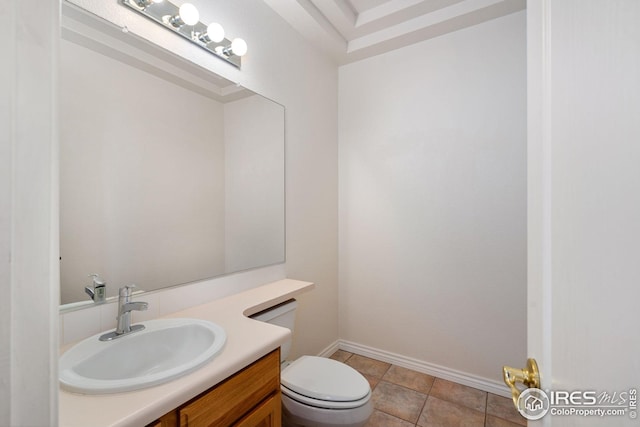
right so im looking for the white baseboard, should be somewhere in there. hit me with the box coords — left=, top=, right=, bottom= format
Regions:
left=317, top=339, right=341, bottom=358
left=318, top=339, right=511, bottom=399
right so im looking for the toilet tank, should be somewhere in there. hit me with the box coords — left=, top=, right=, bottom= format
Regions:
left=250, top=299, right=297, bottom=361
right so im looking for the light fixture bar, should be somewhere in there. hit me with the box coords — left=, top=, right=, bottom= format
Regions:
left=120, top=0, right=246, bottom=68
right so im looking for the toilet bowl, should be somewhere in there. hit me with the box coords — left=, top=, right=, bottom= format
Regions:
left=251, top=300, right=373, bottom=427
left=281, top=355, right=373, bottom=427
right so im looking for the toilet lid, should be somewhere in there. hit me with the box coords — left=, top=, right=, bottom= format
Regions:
left=281, top=356, right=370, bottom=402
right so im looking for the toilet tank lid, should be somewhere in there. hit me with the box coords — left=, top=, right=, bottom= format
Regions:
left=282, top=356, right=370, bottom=402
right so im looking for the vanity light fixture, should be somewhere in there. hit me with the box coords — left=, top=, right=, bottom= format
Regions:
left=222, top=38, right=248, bottom=57
left=121, top=0, right=248, bottom=68
left=133, top=0, right=163, bottom=10
left=199, top=22, right=225, bottom=44
left=167, top=3, right=199, bottom=28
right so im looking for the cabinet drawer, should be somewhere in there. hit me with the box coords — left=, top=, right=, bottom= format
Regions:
left=232, top=392, right=281, bottom=427
left=179, top=349, right=280, bottom=427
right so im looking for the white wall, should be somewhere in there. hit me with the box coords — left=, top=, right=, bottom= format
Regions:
left=63, top=0, right=339, bottom=358
left=60, top=39, right=226, bottom=304
left=224, top=95, right=285, bottom=273
left=0, top=2, right=59, bottom=425
left=339, top=11, right=526, bottom=384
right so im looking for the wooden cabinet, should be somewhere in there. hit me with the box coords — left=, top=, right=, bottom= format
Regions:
left=233, top=394, right=281, bottom=427
left=149, top=349, right=281, bottom=427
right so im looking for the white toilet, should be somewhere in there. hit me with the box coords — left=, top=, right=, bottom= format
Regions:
left=251, top=299, right=373, bottom=427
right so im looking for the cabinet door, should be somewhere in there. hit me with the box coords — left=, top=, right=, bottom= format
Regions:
left=233, top=393, right=281, bottom=427
left=179, top=350, right=280, bottom=427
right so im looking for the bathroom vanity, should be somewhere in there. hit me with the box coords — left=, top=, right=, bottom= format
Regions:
left=59, top=279, right=313, bottom=427
left=149, top=349, right=280, bottom=427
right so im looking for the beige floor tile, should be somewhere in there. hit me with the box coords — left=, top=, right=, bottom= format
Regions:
left=329, top=349, right=352, bottom=363
left=485, top=414, right=526, bottom=427
left=486, top=394, right=526, bottom=426
left=382, top=365, right=435, bottom=394
left=429, top=378, right=487, bottom=412
left=346, top=354, right=391, bottom=378
left=335, top=353, right=514, bottom=427
left=417, top=396, right=485, bottom=427
left=365, top=410, right=416, bottom=427
left=364, top=373, right=381, bottom=390
left=371, top=381, right=428, bottom=424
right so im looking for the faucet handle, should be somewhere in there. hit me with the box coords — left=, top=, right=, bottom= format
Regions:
left=118, top=284, right=137, bottom=297
left=88, top=273, right=105, bottom=286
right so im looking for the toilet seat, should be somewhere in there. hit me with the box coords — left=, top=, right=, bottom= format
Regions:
left=282, top=385, right=371, bottom=410
left=281, top=356, right=371, bottom=410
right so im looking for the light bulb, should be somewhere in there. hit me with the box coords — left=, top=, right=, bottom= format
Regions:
left=230, top=38, right=248, bottom=56
left=179, top=3, right=199, bottom=26
left=206, top=23, right=225, bottom=43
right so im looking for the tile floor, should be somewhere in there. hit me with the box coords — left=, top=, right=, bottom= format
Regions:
left=329, top=350, right=527, bottom=427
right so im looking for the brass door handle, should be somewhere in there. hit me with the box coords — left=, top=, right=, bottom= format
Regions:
left=503, top=358, right=540, bottom=407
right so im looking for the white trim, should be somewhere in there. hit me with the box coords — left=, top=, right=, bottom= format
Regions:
left=1, top=2, right=60, bottom=424
left=527, top=5, right=553, bottom=427
left=327, top=340, right=511, bottom=398
left=316, top=340, right=341, bottom=358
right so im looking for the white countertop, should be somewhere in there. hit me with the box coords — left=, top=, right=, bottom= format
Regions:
left=59, top=278, right=315, bottom=427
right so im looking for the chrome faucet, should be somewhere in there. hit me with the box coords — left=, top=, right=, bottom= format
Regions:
left=85, top=273, right=107, bottom=303
left=99, top=285, right=148, bottom=341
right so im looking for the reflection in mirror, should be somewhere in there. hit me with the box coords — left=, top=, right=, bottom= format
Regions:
left=59, top=4, right=284, bottom=309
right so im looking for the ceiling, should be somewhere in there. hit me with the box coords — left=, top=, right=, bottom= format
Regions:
left=263, top=0, right=526, bottom=64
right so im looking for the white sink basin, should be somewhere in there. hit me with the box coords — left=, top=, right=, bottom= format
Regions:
left=59, top=318, right=226, bottom=394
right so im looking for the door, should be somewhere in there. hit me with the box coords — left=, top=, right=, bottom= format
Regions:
left=525, top=1, right=640, bottom=426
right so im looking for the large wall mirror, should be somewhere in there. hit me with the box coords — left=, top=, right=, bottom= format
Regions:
left=60, top=4, right=285, bottom=309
